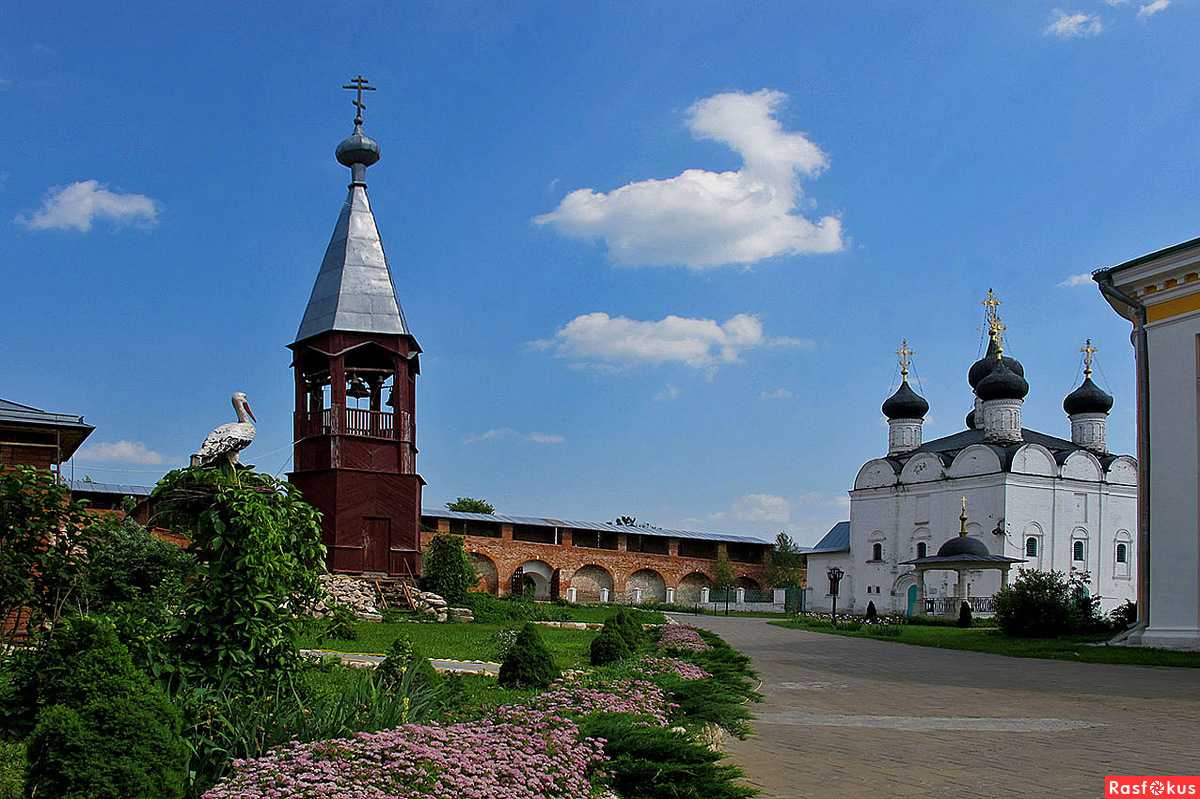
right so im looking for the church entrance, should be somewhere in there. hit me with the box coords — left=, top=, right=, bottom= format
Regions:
left=906, top=584, right=919, bottom=616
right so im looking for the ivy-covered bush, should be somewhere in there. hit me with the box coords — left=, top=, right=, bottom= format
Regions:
left=421, top=534, right=476, bottom=605
left=152, top=467, right=325, bottom=686
left=13, top=616, right=187, bottom=799
left=498, top=623, right=559, bottom=688
left=589, top=623, right=631, bottom=666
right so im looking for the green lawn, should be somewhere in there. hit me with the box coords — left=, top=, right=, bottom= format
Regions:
left=297, top=620, right=597, bottom=669
left=770, top=618, right=1200, bottom=668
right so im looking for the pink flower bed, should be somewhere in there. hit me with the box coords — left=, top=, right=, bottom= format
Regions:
left=657, top=624, right=711, bottom=653
left=528, top=676, right=674, bottom=725
left=203, top=708, right=606, bottom=799
left=639, top=657, right=711, bottom=681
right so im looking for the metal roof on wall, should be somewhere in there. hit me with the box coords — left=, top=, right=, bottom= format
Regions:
left=65, top=479, right=152, bottom=497
left=421, top=508, right=773, bottom=545
left=806, top=520, right=850, bottom=554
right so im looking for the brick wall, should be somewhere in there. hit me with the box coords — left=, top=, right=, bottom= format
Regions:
left=420, top=520, right=770, bottom=601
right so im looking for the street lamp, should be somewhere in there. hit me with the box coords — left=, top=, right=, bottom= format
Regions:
left=827, top=566, right=845, bottom=626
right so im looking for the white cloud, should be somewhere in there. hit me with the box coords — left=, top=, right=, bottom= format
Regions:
left=464, top=428, right=565, bottom=445
left=1044, top=11, right=1104, bottom=37
left=760, top=388, right=795, bottom=400
left=16, top=180, right=159, bottom=232
left=1058, top=273, right=1094, bottom=288
left=732, top=493, right=792, bottom=524
left=531, top=312, right=807, bottom=371
left=534, top=89, right=843, bottom=268
left=1138, top=0, right=1170, bottom=17
left=655, top=385, right=682, bottom=401
left=75, top=440, right=164, bottom=464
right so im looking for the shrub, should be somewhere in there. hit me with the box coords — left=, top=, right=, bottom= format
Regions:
left=578, top=713, right=755, bottom=799
left=994, top=569, right=1076, bottom=638
left=422, top=534, right=477, bottom=605
left=590, top=624, right=631, bottom=665
left=666, top=678, right=753, bottom=738
left=81, top=513, right=197, bottom=611
left=957, top=601, right=973, bottom=628
left=612, top=608, right=644, bottom=649
left=0, top=740, right=23, bottom=799
left=375, top=635, right=441, bottom=693
left=865, top=601, right=877, bottom=621
left=1110, top=600, right=1138, bottom=630
left=463, top=592, right=574, bottom=624
left=498, top=623, right=559, bottom=688
left=321, top=603, right=358, bottom=642
left=15, top=616, right=187, bottom=799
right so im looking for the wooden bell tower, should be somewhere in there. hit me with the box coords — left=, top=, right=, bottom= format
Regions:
left=288, top=77, right=424, bottom=578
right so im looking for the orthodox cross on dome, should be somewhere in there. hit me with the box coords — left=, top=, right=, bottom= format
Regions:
left=896, top=339, right=914, bottom=380
left=1082, top=338, right=1098, bottom=378
left=342, top=74, right=376, bottom=126
left=989, top=315, right=1007, bottom=357
left=982, top=288, right=1002, bottom=324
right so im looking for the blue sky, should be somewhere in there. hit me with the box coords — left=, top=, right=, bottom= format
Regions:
left=3, top=1, right=1197, bottom=544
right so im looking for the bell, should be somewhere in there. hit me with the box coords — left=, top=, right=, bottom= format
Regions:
left=347, top=375, right=370, bottom=399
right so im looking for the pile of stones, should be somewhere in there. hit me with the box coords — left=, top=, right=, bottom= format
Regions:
left=447, top=606, right=475, bottom=623
left=411, top=590, right=448, bottom=623
left=315, top=573, right=383, bottom=621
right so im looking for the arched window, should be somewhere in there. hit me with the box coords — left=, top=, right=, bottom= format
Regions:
left=1073, top=540, right=1086, bottom=562
left=1025, top=537, right=1038, bottom=557
left=917, top=542, right=927, bottom=559
left=872, top=542, right=883, bottom=561
left=1116, top=542, right=1128, bottom=564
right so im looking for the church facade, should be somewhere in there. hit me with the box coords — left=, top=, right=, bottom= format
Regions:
left=806, top=300, right=1138, bottom=617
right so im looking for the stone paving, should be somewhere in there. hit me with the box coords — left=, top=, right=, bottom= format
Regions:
left=678, top=615, right=1200, bottom=799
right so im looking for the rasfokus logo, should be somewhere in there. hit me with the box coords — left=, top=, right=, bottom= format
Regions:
left=1107, top=777, right=1200, bottom=797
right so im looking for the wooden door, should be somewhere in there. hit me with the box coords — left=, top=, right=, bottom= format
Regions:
left=363, top=517, right=391, bottom=573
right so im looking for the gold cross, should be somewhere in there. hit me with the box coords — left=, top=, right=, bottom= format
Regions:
left=341, top=74, right=376, bottom=125
left=1081, top=338, right=1097, bottom=378
left=989, top=315, right=1007, bottom=354
left=896, top=339, right=914, bottom=378
left=982, top=288, right=1002, bottom=323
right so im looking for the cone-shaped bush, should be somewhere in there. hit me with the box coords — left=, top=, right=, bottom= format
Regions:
left=957, top=601, right=973, bottom=628
left=498, top=623, right=560, bottom=688
left=865, top=601, right=877, bottom=621
left=590, top=623, right=632, bottom=666
left=612, top=608, right=644, bottom=649
left=376, top=634, right=441, bottom=693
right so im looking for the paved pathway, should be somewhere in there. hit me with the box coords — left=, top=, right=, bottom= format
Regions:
left=299, top=649, right=500, bottom=676
left=677, top=615, right=1200, bottom=799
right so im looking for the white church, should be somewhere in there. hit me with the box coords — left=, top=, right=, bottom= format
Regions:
left=806, top=293, right=1139, bottom=617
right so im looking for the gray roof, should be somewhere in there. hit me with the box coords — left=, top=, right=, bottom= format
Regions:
left=295, top=184, right=412, bottom=342
left=807, top=521, right=850, bottom=554
left=899, top=553, right=1025, bottom=567
left=887, top=427, right=1126, bottom=471
left=420, top=508, right=772, bottom=545
left=65, top=479, right=152, bottom=497
left=1095, top=234, right=1200, bottom=277
left=0, top=398, right=93, bottom=431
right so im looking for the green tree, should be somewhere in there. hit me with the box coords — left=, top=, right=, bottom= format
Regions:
left=612, top=515, right=638, bottom=526
left=713, top=552, right=736, bottom=615
left=0, top=467, right=99, bottom=643
left=446, top=497, right=495, bottom=514
left=152, top=467, right=325, bottom=686
left=422, top=534, right=477, bottom=604
left=763, top=532, right=806, bottom=589
left=498, top=623, right=559, bottom=688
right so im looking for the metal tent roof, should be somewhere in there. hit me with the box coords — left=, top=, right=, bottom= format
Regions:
left=420, top=508, right=773, bottom=545
left=807, top=520, right=851, bottom=554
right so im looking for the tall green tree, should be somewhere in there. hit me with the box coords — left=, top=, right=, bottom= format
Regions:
left=712, top=552, right=736, bottom=615
left=421, top=534, right=477, bottom=604
left=446, top=497, right=495, bottom=514
left=763, top=532, right=806, bottom=589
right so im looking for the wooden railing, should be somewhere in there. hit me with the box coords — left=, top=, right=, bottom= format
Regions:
left=301, top=407, right=406, bottom=440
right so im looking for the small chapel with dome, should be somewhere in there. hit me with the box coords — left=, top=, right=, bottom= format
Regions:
left=805, top=292, right=1138, bottom=617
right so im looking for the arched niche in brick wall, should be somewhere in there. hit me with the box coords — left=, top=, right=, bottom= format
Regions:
left=570, top=564, right=614, bottom=603
left=626, top=568, right=666, bottom=603
left=677, top=572, right=712, bottom=603
left=469, top=551, right=498, bottom=595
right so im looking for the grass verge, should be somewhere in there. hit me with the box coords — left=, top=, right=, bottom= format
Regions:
left=770, top=618, right=1200, bottom=667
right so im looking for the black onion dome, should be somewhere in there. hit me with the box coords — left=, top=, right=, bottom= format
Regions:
left=968, top=338, right=1025, bottom=389
left=336, top=125, right=381, bottom=167
left=937, top=535, right=990, bottom=558
left=1063, top=376, right=1113, bottom=416
left=976, top=358, right=1029, bottom=401
left=965, top=409, right=976, bottom=429
left=882, top=380, right=929, bottom=420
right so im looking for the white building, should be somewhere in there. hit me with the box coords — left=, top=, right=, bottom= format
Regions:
left=1096, top=237, right=1200, bottom=650
left=806, top=308, right=1138, bottom=618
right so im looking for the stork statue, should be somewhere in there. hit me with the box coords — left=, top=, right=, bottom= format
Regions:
left=191, top=391, right=257, bottom=469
